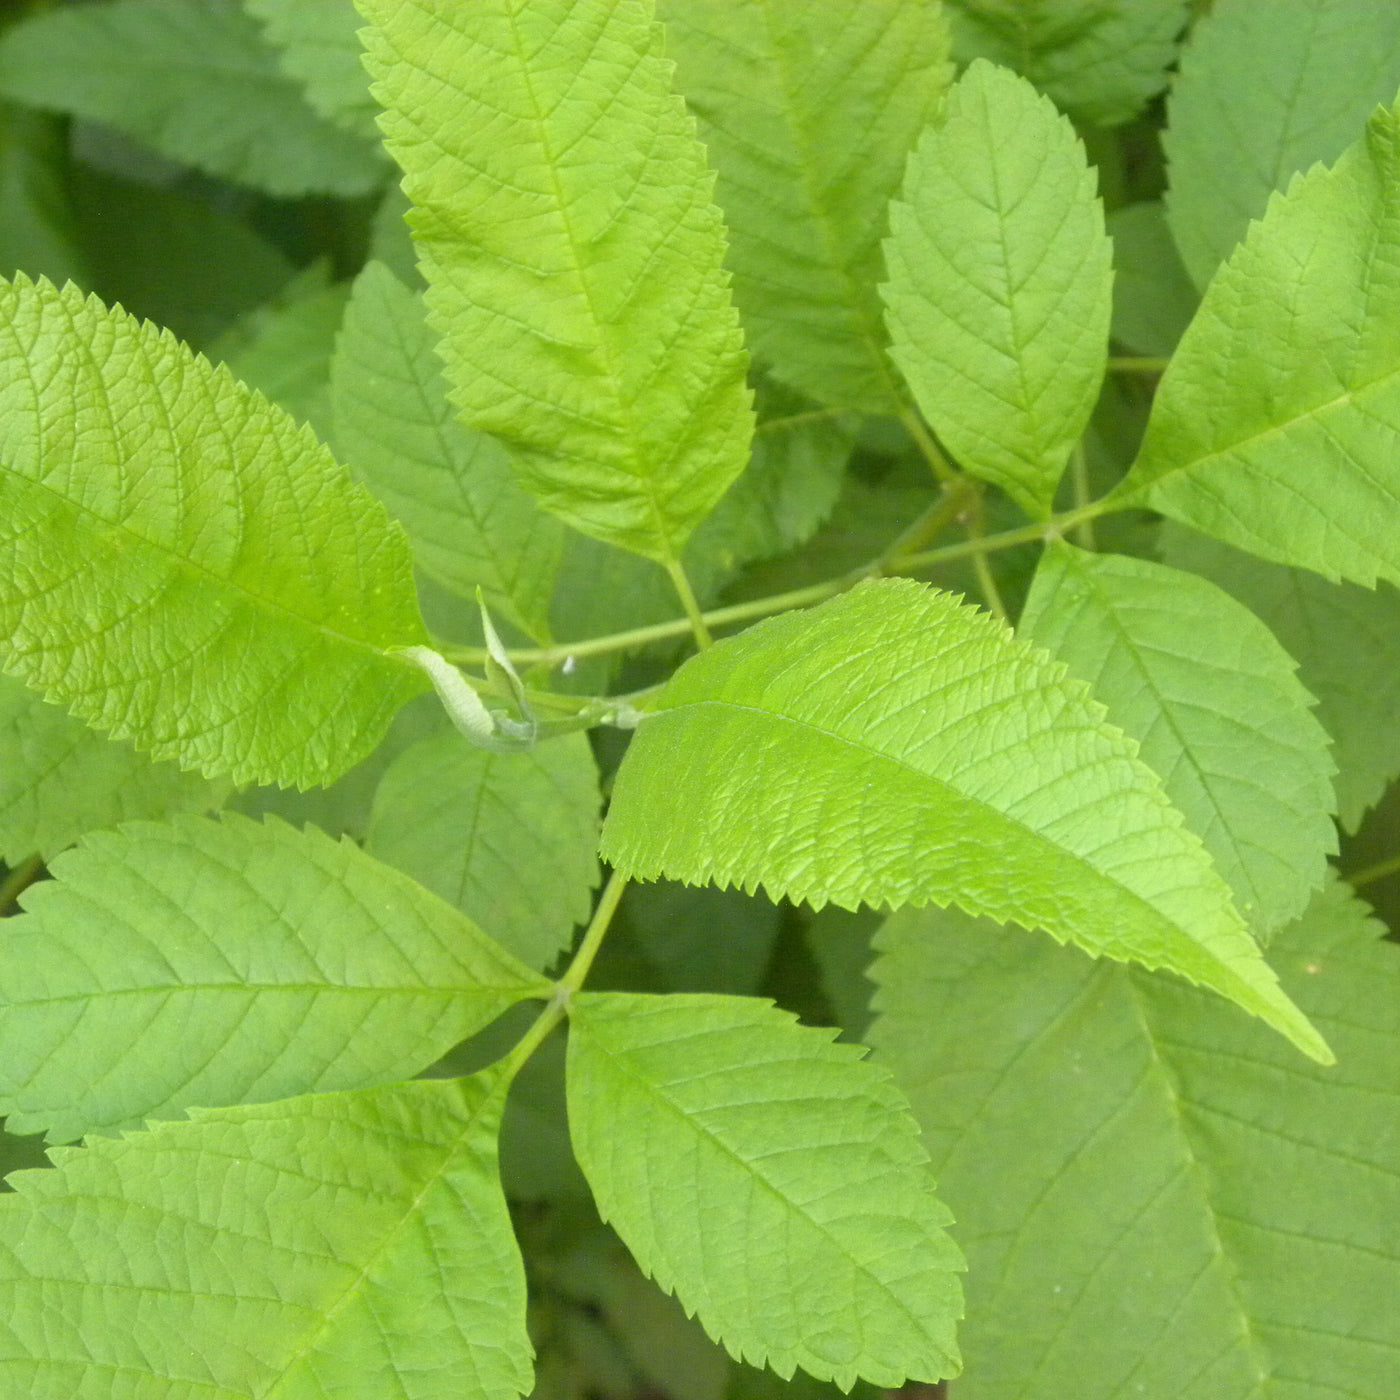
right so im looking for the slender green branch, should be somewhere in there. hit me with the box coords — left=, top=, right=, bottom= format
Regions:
left=875, top=477, right=979, bottom=572
left=966, top=495, right=1009, bottom=622
left=900, top=407, right=958, bottom=483
left=665, top=557, right=714, bottom=649
left=497, top=869, right=630, bottom=1082
left=1347, top=854, right=1400, bottom=889
left=754, top=406, right=855, bottom=436
left=0, top=853, right=43, bottom=915
left=1108, top=355, right=1169, bottom=375
left=443, top=500, right=1116, bottom=673
left=1069, top=442, right=1096, bottom=549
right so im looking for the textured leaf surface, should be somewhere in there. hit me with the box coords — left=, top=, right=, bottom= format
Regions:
left=1021, top=543, right=1336, bottom=937
left=870, top=878, right=1400, bottom=1399
left=0, top=0, right=385, bottom=197
left=659, top=0, right=951, bottom=413
left=333, top=262, right=565, bottom=642
left=0, top=673, right=226, bottom=863
left=602, top=578, right=1328, bottom=1061
left=0, top=275, right=428, bottom=789
left=357, top=0, right=753, bottom=562
left=1116, top=101, right=1400, bottom=588
left=246, top=0, right=378, bottom=141
left=1163, top=524, right=1400, bottom=831
left=883, top=61, right=1112, bottom=517
left=566, top=992, right=962, bottom=1388
left=944, top=0, right=1189, bottom=127
left=0, top=813, right=548, bottom=1141
left=368, top=730, right=600, bottom=972
left=0, top=1072, right=533, bottom=1400
left=1165, top=0, right=1400, bottom=289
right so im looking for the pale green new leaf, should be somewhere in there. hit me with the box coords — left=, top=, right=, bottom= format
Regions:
left=0, top=1072, right=533, bottom=1400
left=566, top=992, right=962, bottom=1388
left=944, top=0, right=1189, bottom=127
left=1163, top=524, right=1400, bottom=831
left=0, top=812, right=548, bottom=1142
left=1115, top=100, right=1400, bottom=588
left=1165, top=0, right=1400, bottom=289
left=883, top=61, right=1113, bottom=518
left=0, top=275, right=428, bottom=789
left=658, top=0, right=952, bottom=414
left=1021, top=543, right=1336, bottom=937
left=367, top=730, right=600, bottom=972
left=246, top=0, right=378, bottom=142
left=869, top=878, right=1400, bottom=1399
left=0, top=674, right=226, bottom=864
left=601, top=578, right=1329, bottom=1062
left=356, top=0, right=754, bottom=563
left=0, top=0, right=385, bottom=197
left=333, top=262, right=565, bottom=643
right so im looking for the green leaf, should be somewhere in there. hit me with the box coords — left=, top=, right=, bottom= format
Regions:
left=869, top=877, right=1400, bottom=1399
left=1107, top=202, right=1198, bottom=358
left=0, top=275, right=428, bottom=789
left=1021, top=543, right=1336, bottom=937
left=601, top=578, right=1330, bottom=1062
left=0, top=0, right=386, bottom=198
left=0, top=673, right=227, bottom=864
left=209, top=265, right=349, bottom=440
left=0, top=1072, right=534, bottom=1400
left=943, top=0, right=1189, bottom=127
left=1115, top=99, right=1400, bottom=588
left=1163, top=524, right=1400, bottom=832
left=0, top=105, right=88, bottom=290
left=0, top=812, right=548, bottom=1142
left=332, top=262, right=565, bottom=643
left=367, top=730, right=600, bottom=972
left=246, top=0, right=378, bottom=142
left=565, top=991, right=962, bottom=1388
left=883, top=60, right=1113, bottom=518
left=1165, top=0, right=1400, bottom=289
left=658, top=0, right=952, bottom=414
left=355, top=0, right=754, bottom=563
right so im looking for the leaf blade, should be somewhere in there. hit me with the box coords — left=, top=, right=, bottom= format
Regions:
left=601, top=578, right=1329, bottom=1061
left=0, top=812, right=548, bottom=1141
left=659, top=0, right=952, bottom=414
left=355, top=0, right=754, bottom=562
left=883, top=61, right=1113, bottom=517
left=870, top=878, right=1400, bottom=1398
left=1020, top=542, right=1337, bottom=936
left=0, top=276, right=428, bottom=789
left=0, top=1073, right=533, bottom=1400
left=1115, top=100, right=1400, bottom=587
left=566, top=991, right=962, bottom=1388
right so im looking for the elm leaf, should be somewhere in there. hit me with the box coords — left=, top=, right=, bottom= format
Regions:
left=566, top=991, right=962, bottom=1388
left=356, top=0, right=753, bottom=563
left=0, top=812, right=548, bottom=1142
left=0, top=275, right=428, bottom=789
left=602, top=578, right=1329, bottom=1062
left=0, top=1072, right=533, bottom=1400
left=1021, top=542, right=1336, bottom=937
left=883, top=61, right=1112, bottom=517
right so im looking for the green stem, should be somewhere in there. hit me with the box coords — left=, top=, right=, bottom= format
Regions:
left=498, top=869, right=630, bottom=1081
left=1069, top=442, right=1096, bottom=549
left=0, top=853, right=42, bottom=914
left=965, top=495, right=1009, bottom=623
left=876, top=477, right=979, bottom=572
left=1109, top=356, right=1169, bottom=375
left=1348, top=854, right=1400, bottom=889
left=666, top=557, right=713, bottom=650
left=900, top=407, right=958, bottom=483
left=443, top=501, right=1115, bottom=672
